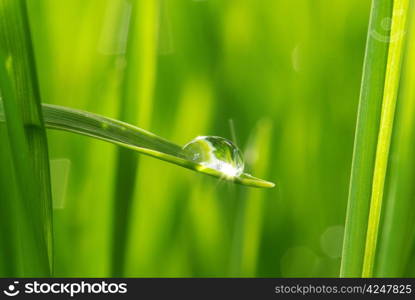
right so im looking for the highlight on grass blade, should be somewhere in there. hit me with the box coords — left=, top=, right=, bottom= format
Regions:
left=0, top=0, right=53, bottom=276
left=362, top=0, right=409, bottom=278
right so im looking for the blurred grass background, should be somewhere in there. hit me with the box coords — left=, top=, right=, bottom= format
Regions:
left=1, top=0, right=414, bottom=277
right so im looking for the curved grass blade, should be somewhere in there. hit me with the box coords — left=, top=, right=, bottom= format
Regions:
left=41, top=104, right=275, bottom=188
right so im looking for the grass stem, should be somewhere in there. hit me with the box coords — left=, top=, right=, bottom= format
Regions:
left=0, top=0, right=53, bottom=275
left=376, top=3, right=415, bottom=277
left=340, top=0, right=393, bottom=277
left=0, top=103, right=275, bottom=188
left=111, top=0, right=159, bottom=276
left=362, top=0, right=409, bottom=277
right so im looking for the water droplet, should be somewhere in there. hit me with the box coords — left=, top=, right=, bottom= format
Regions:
left=183, top=136, right=244, bottom=177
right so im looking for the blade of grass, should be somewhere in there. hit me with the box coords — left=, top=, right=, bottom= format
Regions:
left=111, top=0, right=159, bottom=277
left=340, top=0, right=393, bottom=277
left=123, top=78, right=216, bottom=276
left=232, top=119, right=273, bottom=276
left=362, top=0, right=409, bottom=277
left=376, top=5, right=415, bottom=276
left=0, top=53, right=50, bottom=276
left=0, top=0, right=53, bottom=275
left=2, top=103, right=275, bottom=188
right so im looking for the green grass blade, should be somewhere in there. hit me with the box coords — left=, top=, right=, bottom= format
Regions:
left=362, top=0, right=409, bottom=277
left=0, top=102, right=24, bottom=276
left=376, top=6, right=415, bottom=276
left=32, top=104, right=274, bottom=188
left=238, top=120, right=273, bottom=276
left=340, top=0, right=393, bottom=277
left=0, top=54, right=50, bottom=276
left=0, top=0, right=53, bottom=276
left=111, top=0, right=159, bottom=277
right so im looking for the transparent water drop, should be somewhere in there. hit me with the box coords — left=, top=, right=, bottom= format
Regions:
left=183, top=136, right=245, bottom=178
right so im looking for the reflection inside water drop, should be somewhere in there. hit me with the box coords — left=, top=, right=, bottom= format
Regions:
left=183, top=136, right=245, bottom=177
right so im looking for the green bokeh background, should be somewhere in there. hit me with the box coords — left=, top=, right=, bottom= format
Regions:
left=32, top=0, right=367, bottom=277
left=3, top=0, right=407, bottom=277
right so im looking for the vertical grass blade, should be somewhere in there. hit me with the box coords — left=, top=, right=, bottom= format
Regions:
left=362, top=0, right=409, bottom=277
left=0, top=54, right=50, bottom=276
left=239, top=120, right=273, bottom=276
left=0, top=0, right=53, bottom=276
left=376, top=5, right=415, bottom=276
left=340, top=0, right=393, bottom=277
left=111, top=0, right=159, bottom=276
left=362, top=0, right=410, bottom=277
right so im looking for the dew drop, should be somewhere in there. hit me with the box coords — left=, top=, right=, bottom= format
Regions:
left=183, top=136, right=245, bottom=177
